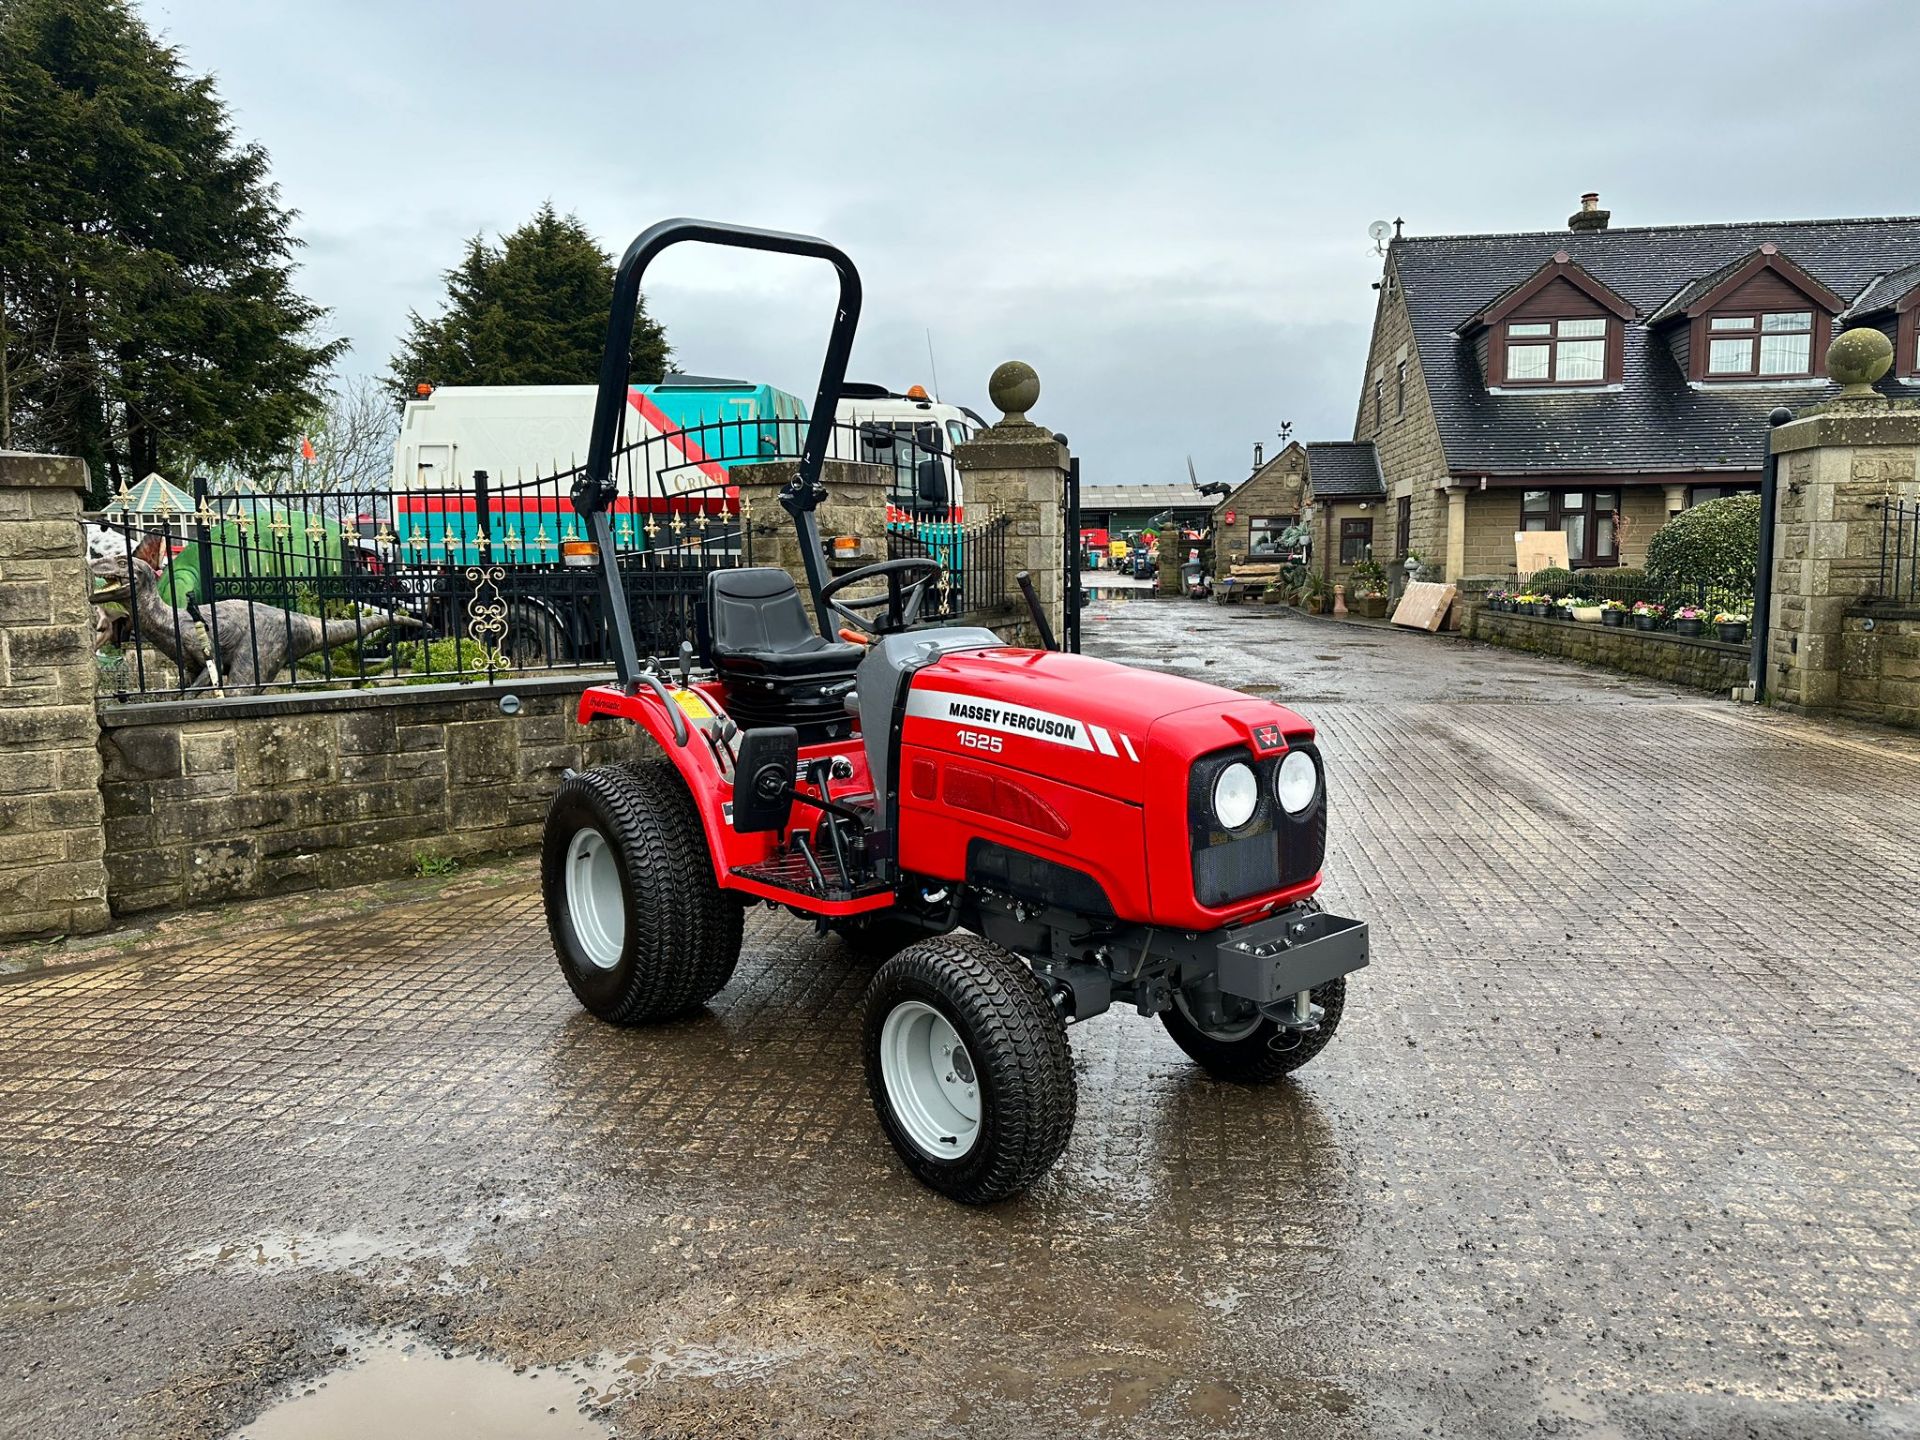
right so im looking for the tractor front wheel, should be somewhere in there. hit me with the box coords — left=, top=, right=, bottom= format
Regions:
left=861, top=936, right=1075, bottom=1204
left=1160, top=976, right=1347, bottom=1084
left=542, top=759, right=742, bottom=1023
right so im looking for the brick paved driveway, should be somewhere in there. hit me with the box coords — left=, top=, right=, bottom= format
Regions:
left=3, top=600, right=1917, bottom=1439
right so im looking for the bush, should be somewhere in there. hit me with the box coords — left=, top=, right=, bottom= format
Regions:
left=1527, top=566, right=1576, bottom=597
left=1645, top=494, right=1760, bottom=590
left=1586, top=567, right=1648, bottom=603
left=392, top=636, right=500, bottom=683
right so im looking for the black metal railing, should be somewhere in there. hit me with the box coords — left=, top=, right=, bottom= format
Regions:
left=889, top=514, right=1011, bottom=620
left=1873, top=499, right=1920, bottom=605
left=1487, top=568, right=1755, bottom=628
left=86, top=417, right=983, bottom=700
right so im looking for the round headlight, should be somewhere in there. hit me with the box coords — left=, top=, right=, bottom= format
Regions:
left=1275, top=749, right=1319, bottom=815
left=1211, top=761, right=1259, bottom=831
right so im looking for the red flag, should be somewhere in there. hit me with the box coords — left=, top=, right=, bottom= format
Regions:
left=300, top=435, right=316, bottom=462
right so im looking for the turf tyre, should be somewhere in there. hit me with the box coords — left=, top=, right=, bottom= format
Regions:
left=861, top=935, right=1076, bottom=1204
left=1160, top=976, right=1347, bottom=1084
left=543, top=759, right=742, bottom=1023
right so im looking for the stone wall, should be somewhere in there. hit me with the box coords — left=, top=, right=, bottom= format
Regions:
left=1767, top=400, right=1920, bottom=711
left=1354, top=276, right=1451, bottom=570
left=1837, top=607, right=1920, bottom=729
left=955, top=411, right=1067, bottom=648
left=97, top=677, right=631, bottom=915
left=1211, top=445, right=1307, bottom=577
left=1466, top=607, right=1751, bottom=694
left=731, top=459, right=891, bottom=598
left=0, top=452, right=110, bottom=939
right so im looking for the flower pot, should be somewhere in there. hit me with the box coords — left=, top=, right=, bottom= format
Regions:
left=1570, top=605, right=1603, bottom=623
left=1715, top=621, right=1749, bottom=645
left=1532, top=603, right=1553, bottom=617
left=1674, top=619, right=1705, bottom=638
left=1632, top=613, right=1659, bottom=631
left=1355, top=594, right=1389, bottom=620
left=1602, top=610, right=1626, bottom=628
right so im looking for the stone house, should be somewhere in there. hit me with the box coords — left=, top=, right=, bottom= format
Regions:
left=1208, top=442, right=1307, bottom=576
left=1303, top=442, right=1388, bottom=588
left=1349, top=196, right=1920, bottom=582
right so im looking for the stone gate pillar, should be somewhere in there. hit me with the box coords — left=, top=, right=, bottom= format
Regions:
left=0, top=451, right=110, bottom=938
left=954, top=362, right=1068, bottom=647
left=1766, top=329, right=1920, bottom=711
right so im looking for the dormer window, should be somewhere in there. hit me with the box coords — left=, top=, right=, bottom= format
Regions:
left=1504, top=317, right=1609, bottom=384
left=1705, top=311, right=1813, bottom=377
left=1460, top=251, right=1634, bottom=390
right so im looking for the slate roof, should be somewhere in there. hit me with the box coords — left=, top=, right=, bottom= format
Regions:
left=1305, top=441, right=1386, bottom=497
left=1392, top=216, right=1920, bottom=476
left=1838, top=260, right=1920, bottom=320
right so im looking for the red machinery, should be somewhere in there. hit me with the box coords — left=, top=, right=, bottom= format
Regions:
left=543, top=220, right=1368, bottom=1203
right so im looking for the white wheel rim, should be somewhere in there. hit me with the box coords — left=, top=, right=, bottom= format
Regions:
left=565, top=827, right=625, bottom=970
left=1175, top=989, right=1264, bottom=1042
left=879, top=1000, right=981, bottom=1160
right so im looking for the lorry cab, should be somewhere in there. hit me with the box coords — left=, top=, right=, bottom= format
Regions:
left=833, top=382, right=982, bottom=522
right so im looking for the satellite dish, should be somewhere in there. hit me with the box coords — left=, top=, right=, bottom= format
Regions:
left=1367, top=219, right=1393, bottom=252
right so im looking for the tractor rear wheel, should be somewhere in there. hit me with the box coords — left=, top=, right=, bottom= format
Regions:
left=861, top=936, right=1076, bottom=1204
left=543, top=759, right=742, bottom=1023
left=1159, top=976, right=1347, bottom=1084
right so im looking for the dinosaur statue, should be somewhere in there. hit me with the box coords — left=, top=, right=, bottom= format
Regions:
left=89, top=554, right=424, bottom=690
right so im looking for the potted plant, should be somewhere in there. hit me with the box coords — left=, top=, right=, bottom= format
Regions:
left=1714, top=611, right=1750, bottom=644
left=1347, top=561, right=1390, bottom=619
left=1600, top=600, right=1629, bottom=628
left=1568, top=596, right=1603, bottom=623
left=1631, top=600, right=1665, bottom=632
left=1532, top=594, right=1556, bottom=618
left=1483, top=586, right=1509, bottom=615
left=1300, top=573, right=1331, bottom=614
left=1262, top=582, right=1285, bottom=605
left=1672, top=604, right=1708, bottom=638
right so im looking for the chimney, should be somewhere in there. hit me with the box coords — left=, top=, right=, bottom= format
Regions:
left=1568, top=192, right=1610, bottom=232
left=1253, top=441, right=1264, bottom=471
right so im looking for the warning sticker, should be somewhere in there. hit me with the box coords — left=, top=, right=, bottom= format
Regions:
left=671, top=689, right=716, bottom=722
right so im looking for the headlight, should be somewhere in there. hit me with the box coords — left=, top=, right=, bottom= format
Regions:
left=1275, top=749, right=1319, bottom=814
left=1210, top=761, right=1258, bottom=831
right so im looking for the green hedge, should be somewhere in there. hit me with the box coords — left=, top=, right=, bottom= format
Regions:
left=1646, top=494, right=1760, bottom=590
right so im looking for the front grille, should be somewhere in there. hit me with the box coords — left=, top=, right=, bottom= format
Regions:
left=1188, top=743, right=1325, bottom=907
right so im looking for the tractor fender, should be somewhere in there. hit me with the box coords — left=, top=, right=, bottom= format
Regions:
left=575, top=682, right=745, bottom=887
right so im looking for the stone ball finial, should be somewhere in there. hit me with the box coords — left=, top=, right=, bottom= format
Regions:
left=1827, top=326, right=1893, bottom=398
left=988, top=360, right=1040, bottom=423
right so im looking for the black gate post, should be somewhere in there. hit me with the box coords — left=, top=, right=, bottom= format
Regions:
left=1058, top=441, right=1083, bottom=653
left=1750, top=406, right=1794, bottom=702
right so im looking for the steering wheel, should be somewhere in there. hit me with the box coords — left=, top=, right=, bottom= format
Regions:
left=819, top=557, right=943, bottom=638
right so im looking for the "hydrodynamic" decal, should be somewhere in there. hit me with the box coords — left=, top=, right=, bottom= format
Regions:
left=905, top=690, right=1136, bottom=760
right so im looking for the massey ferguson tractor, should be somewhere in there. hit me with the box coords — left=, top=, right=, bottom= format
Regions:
left=543, top=219, right=1369, bottom=1203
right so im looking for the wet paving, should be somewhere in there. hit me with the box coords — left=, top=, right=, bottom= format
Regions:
left=4, top=599, right=1919, bottom=1439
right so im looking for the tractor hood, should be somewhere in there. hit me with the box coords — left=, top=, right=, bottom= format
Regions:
left=903, top=647, right=1312, bottom=804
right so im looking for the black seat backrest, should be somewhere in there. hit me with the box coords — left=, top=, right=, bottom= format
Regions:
left=705, top=567, right=818, bottom=657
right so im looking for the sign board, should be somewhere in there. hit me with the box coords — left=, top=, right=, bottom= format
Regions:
left=1391, top=580, right=1459, bottom=633
left=1514, top=530, right=1569, bottom=576
left=1224, top=509, right=1236, bottom=524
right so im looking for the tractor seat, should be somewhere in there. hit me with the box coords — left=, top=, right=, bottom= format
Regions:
left=705, top=568, right=864, bottom=678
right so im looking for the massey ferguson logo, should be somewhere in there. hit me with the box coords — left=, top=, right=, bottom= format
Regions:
left=1251, top=722, right=1285, bottom=753
left=945, top=699, right=1079, bottom=742
left=906, top=691, right=1138, bottom=761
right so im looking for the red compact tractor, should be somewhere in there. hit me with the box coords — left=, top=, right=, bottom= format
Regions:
left=543, top=220, right=1369, bottom=1203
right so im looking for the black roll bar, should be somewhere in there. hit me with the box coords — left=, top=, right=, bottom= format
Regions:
left=574, top=218, right=864, bottom=687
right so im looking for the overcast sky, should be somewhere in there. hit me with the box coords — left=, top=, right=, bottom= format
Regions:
left=144, top=0, right=1919, bottom=489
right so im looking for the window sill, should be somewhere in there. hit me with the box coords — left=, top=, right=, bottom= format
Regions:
left=1486, top=383, right=1625, bottom=396
left=1687, top=377, right=1828, bottom=390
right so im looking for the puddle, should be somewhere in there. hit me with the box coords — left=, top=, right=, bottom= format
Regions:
left=231, top=1338, right=608, bottom=1439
